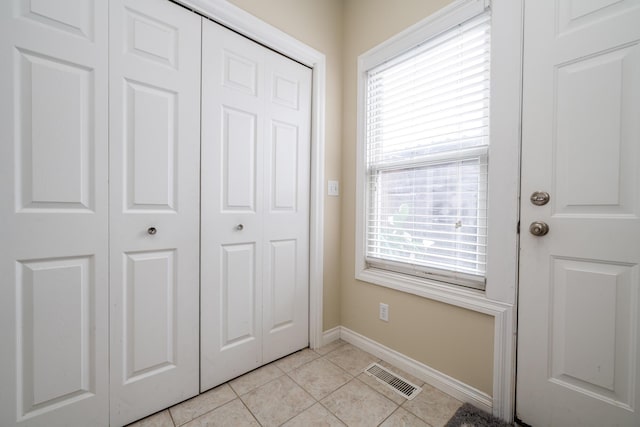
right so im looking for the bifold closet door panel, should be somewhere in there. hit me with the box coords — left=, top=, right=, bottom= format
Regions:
left=261, top=42, right=312, bottom=366
left=200, top=20, right=265, bottom=391
left=0, top=1, right=110, bottom=426
left=200, top=18, right=312, bottom=392
left=108, top=0, right=201, bottom=425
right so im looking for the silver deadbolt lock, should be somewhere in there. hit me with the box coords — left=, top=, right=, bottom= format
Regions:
left=529, top=221, right=549, bottom=237
left=530, top=191, right=550, bottom=206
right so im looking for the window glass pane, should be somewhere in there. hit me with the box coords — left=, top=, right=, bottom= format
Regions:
left=367, top=158, right=487, bottom=277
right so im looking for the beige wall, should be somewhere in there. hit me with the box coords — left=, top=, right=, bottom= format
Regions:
left=228, top=0, right=496, bottom=395
left=340, top=0, right=495, bottom=395
left=227, top=0, right=344, bottom=330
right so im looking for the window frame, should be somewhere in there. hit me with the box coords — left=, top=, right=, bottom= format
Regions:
left=355, top=0, right=521, bottom=306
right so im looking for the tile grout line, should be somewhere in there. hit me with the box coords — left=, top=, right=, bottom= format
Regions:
left=278, top=351, right=352, bottom=425
left=172, top=384, right=241, bottom=427
left=376, top=406, right=401, bottom=427
left=167, top=408, right=177, bottom=427
left=237, top=370, right=287, bottom=398
left=237, top=396, right=265, bottom=427
left=314, top=348, right=420, bottom=426
left=235, top=363, right=318, bottom=426
left=277, top=345, right=357, bottom=425
left=228, top=385, right=261, bottom=426
left=314, top=345, right=394, bottom=425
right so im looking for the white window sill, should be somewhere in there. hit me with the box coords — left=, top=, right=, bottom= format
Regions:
left=356, top=266, right=512, bottom=315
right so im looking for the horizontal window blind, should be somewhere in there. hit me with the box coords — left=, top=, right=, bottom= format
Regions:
left=365, top=11, right=491, bottom=288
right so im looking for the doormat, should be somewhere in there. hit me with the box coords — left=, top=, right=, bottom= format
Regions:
left=445, top=403, right=513, bottom=427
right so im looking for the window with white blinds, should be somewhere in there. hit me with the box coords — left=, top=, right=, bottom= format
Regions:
left=364, top=11, right=491, bottom=289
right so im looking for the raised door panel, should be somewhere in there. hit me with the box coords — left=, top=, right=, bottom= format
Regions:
left=223, top=50, right=259, bottom=95
left=0, top=1, right=109, bottom=426
left=265, top=240, right=297, bottom=331
left=270, top=122, right=299, bottom=211
left=123, top=251, right=177, bottom=383
left=272, top=73, right=300, bottom=110
left=549, top=258, right=636, bottom=408
left=17, top=51, right=93, bottom=211
left=220, top=244, right=258, bottom=348
left=557, top=0, right=639, bottom=38
left=554, top=43, right=640, bottom=217
left=223, top=107, right=258, bottom=211
left=17, top=257, right=95, bottom=417
left=20, top=0, right=94, bottom=40
left=124, top=81, right=177, bottom=211
left=125, top=8, right=178, bottom=69
left=109, top=0, right=200, bottom=425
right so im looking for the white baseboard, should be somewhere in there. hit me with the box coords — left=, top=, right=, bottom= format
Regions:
left=320, top=326, right=341, bottom=347
left=326, top=326, right=493, bottom=413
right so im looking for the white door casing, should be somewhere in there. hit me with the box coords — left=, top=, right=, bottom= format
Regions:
left=109, top=0, right=201, bottom=424
left=200, top=18, right=312, bottom=391
left=0, top=1, right=109, bottom=426
left=517, top=1, right=640, bottom=426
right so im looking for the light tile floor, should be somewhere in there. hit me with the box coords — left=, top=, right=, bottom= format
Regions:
left=127, top=340, right=463, bottom=427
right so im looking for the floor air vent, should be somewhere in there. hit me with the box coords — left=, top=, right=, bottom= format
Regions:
left=364, top=363, right=422, bottom=400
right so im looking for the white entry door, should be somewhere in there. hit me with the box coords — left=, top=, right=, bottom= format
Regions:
left=0, top=1, right=109, bottom=426
left=517, top=1, right=640, bottom=425
left=109, top=0, right=201, bottom=425
left=200, top=19, right=312, bottom=391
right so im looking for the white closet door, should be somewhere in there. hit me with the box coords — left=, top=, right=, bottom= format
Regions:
left=0, top=1, right=109, bottom=426
left=262, top=50, right=311, bottom=364
left=108, top=0, right=201, bottom=425
left=201, top=21, right=265, bottom=390
left=200, top=19, right=312, bottom=391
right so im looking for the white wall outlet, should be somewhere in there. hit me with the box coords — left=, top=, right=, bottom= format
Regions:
left=379, top=303, right=389, bottom=322
left=328, top=180, right=339, bottom=196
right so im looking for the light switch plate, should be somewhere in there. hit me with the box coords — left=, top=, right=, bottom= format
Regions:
left=328, top=180, right=339, bottom=196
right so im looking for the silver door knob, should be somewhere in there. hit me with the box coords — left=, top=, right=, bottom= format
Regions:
left=236, top=224, right=244, bottom=231
left=147, top=227, right=157, bottom=235
left=530, top=191, right=550, bottom=206
left=529, top=221, right=549, bottom=236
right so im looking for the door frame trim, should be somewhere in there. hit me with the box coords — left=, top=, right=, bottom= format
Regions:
left=174, top=0, right=326, bottom=350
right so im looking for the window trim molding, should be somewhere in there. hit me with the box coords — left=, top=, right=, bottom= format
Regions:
left=355, top=0, right=523, bottom=421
